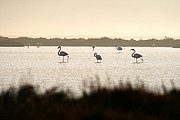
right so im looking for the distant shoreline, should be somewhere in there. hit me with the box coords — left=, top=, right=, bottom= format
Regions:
left=0, top=36, right=180, bottom=47
left=1, top=45, right=180, bottom=48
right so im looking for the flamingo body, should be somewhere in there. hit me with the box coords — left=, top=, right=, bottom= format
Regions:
left=58, top=51, right=68, bottom=56
left=133, top=53, right=142, bottom=58
left=117, top=46, right=123, bottom=52
left=117, top=46, right=123, bottom=50
left=131, top=49, right=143, bottom=63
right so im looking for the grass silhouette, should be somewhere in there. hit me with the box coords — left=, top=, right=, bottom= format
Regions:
left=0, top=81, right=180, bottom=120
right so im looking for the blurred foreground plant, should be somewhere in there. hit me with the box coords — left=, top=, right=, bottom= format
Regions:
left=0, top=79, right=180, bottom=120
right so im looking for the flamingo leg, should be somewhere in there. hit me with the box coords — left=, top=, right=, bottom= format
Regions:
left=66, top=56, right=68, bottom=62
left=140, top=58, right=143, bottom=62
left=136, top=58, right=138, bottom=63
left=63, top=56, right=64, bottom=62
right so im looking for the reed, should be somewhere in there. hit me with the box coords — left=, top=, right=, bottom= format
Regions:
left=0, top=80, right=180, bottom=120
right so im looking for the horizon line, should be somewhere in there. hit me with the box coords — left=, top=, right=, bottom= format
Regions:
left=0, top=35, right=179, bottom=40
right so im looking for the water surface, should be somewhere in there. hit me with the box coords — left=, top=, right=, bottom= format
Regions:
left=0, top=47, right=180, bottom=95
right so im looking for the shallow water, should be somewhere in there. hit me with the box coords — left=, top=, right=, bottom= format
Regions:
left=0, top=46, right=180, bottom=95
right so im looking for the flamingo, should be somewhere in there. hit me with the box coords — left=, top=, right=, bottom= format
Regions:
left=131, top=49, right=143, bottom=63
left=57, top=46, right=69, bottom=62
left=36, top=43, right=42, bottom=48
left=27, top=43, right=30, bottom=48
left=117, top=46, right=123, bottom=52
left=92, top=45, right=96, bottom=51
left=94, top=53, right=102, bottom=63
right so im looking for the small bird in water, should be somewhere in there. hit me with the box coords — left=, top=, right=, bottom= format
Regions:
left=57, top=46, right=69, bottom=62
left=131, top=49, right=143, bottom=63
left=117, top=46, right=123, bottom=52
left=94, top=53, right=102, bottom=63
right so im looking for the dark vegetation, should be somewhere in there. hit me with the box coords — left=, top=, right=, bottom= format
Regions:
left=0, top=36, right=24, bottom=47
left=0, top=81, right=180, bottom=120
left=173, top=44, right=180, bottom=48
left=0, top=36, right=180, bottom=47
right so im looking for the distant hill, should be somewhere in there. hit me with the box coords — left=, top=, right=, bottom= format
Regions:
left=173, top=44, right=180, bottom=48
left=0, top=36, right=180, bottom=47
left=0, top=36, right=24, bottom=47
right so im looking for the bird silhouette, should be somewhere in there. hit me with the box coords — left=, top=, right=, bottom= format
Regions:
left=94, top=53, right=102, bottom=63
left=131, top=49, right=143, bottom=63
left=36, top=43, right=42, bottom=48
left=117, top=46, right=123, bottom=52
left=57, top=46, right=69, bottom=62
left=92, top=45, right=96, bottom=51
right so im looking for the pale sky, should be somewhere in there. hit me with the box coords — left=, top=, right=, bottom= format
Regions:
left=0, top=0, right=180, bottom=39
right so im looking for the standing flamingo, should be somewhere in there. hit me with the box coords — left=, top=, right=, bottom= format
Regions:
left=92, top=45, right=96, bottom=51
left=131, top=49, right=143, bottom=63
left=94, top=53, right=102, bottom=63
left=57, top=46, right=69, bottom=62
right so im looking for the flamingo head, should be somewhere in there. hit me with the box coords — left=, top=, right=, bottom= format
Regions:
left=57, top=46, right=61, bottom=50
left=94, top=53, right=97, bottom=57
left=131, top=49, right=135, bottom=51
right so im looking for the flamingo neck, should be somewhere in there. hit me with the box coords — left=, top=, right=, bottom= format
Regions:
left=131, top=51, right=135, bottom=57
left=58, top=49, right=61, bottom=55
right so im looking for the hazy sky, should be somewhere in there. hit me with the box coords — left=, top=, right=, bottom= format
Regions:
left=0, top=0, right=180, bottom=39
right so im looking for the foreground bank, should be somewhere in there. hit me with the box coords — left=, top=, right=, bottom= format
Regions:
left=0, top=82, right=180, bottom=120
